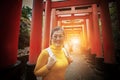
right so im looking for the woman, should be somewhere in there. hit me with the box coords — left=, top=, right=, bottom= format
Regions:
left=34, top=26, right=72, bottom=80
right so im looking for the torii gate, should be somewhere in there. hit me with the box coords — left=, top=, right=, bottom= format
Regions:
left=29, top=0, right=115, bottom=65
left=0, top=0, right=116, bottom=70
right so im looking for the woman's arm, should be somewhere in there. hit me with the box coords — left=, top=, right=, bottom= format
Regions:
left=34, top=50, right=49, bottom=77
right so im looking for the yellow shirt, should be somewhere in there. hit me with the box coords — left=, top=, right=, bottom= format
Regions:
left=34, top=45, right=70, bottom=80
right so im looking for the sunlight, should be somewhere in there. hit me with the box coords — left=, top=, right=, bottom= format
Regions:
left=71, top=37, right=80, bottom=45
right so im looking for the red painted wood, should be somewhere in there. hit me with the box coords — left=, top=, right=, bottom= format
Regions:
left=57, top=16, right=89, bottom=20
left=51, top=9, right=57, bottom=29
left=51, top=0, right=100, bottom=8
left=29, top=0, right=43, bottom=64
left=92, top=4, right=103, bottom=57
left=56, top=8, right=92, bottom=15
left=99, top=0, right=115, bottom=63
left=88, top=13, right=96, bottom=54
left=0, top=0, right=22, bottom=68
left=42, top=0, right=51, bottom=49
left=82, top=19, right=88, bottom=49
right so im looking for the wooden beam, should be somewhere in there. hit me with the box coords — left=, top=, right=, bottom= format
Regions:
left=62, top=23, right=83, bottom=26
left=56, top=7, right=92, bottom=15
left=51, top=0, right=100, bottom=8
left=64, top=30, right=81, bottom=34
left=57, top=15, right=89, bottom=20
left=64, top=26, right=82, bottom=29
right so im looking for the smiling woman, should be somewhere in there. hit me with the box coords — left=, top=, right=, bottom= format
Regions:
left=50, top=27, right=65, bottom=46
left=34, top=26, right=72, bottom=80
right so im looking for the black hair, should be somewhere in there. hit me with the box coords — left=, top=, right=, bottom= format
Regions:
left=50, top=26, right=65, bottom=38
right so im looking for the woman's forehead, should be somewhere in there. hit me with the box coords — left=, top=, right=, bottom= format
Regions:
left=53, top=30, right=64, bottom=35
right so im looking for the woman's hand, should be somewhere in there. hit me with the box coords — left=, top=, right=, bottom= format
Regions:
left=46, top=56, right=56, bottom=70
left=67, top=55, right=73, bottom=64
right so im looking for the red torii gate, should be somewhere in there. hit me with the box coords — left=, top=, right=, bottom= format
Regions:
left=0, top=0, right=115, bottom=70
left=29, top=0, right=115, bottom=64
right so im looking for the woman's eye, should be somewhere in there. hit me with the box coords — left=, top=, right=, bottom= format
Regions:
left=53, top=35, right=64, bottom=39
left=54, top=36, right=57, bottom=38
left=59, top=35, right=63, bottom=38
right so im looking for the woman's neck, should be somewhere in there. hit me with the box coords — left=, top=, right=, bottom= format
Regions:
left=50, top=44, right=63, bottom=50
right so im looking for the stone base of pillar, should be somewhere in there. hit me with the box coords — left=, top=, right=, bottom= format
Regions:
left=25, top=62, right=37, bottom=80
left=94, top=57, right=104, bottom=80
left=0, top=60, right=23, bottom=80
left=95, top=57, right=104, bottom=71
left=104, top=63, right=120, bottom=80
left=86, top=53, right=96, bottom=68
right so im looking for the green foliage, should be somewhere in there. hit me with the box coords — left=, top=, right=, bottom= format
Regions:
left=22, top=6, right=32, bottom=20
left=109, top=2, right=120, bottom=50
left=18, top=6, right=32, bottom=49
left=109, top=2, right=120, bottom=63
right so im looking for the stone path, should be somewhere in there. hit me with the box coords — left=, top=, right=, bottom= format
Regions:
left=65, top=53, right=104, bottom=80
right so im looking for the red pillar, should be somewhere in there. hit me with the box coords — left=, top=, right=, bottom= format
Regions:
left=50, top=9, right=57, bottom=36
left=29, top=0, right=43, bottom=64
left=81, top=19, right=87, bottom=50
left=86, top=19, right=91, bottom=49
left=0, top=0, right=22, bottom=68
left=92, top=4, right=103, bottom=57
left=51, top=9, right=57, bottom=29
left=56, top=15, right=59, bottom=26
left=99, top=0, right=115, bottom=63
left=83, top=19, right=88, bottom=49
left=88, top=13, right=96, bottom=54
left=58, top=20, right=62, bottom=26
left=42, top=0, right=52, bottom=49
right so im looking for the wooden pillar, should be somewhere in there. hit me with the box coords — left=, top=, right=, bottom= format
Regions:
left=99, top=0, right=115, bottom=63
left=58, top=20, right=62, bottom=27
left=83, top=19, right=88, bottom=49
left=81, top=19, right=87, bottom=50
left=0, top=0, right=22, bottom=69
left=51, top=9, right=57, bottom=30
left=86, top=19, right=91, bottom=49
left=92, top=4, right=103, bottom=57
left=50, top=9, right=57, bottom=37
left=88, top=13, right=96, bottom=54
left=42, top=0, right=51, bottom=49
left=56, top=15, right=59, bottom=26
left=29, top=0, right=43, bottom=64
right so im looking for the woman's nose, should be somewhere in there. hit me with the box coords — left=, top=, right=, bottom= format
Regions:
left=56, top=36, right=61, bottom=40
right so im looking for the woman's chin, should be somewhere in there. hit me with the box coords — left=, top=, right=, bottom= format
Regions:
left=55, top=44, right=62, bottom=47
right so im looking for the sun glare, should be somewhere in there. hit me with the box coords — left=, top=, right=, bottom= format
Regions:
left=71, top=38, right=80, bottom=45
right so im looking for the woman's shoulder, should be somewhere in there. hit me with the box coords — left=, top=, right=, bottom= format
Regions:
left=40, top=48, right=49, bottom=56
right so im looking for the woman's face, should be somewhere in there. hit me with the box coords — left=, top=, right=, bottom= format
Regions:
left=51, top=30, right=64, bottom=47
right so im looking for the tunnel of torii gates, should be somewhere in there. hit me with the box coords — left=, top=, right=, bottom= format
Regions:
left=0, top=0, right=116, bottom=69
